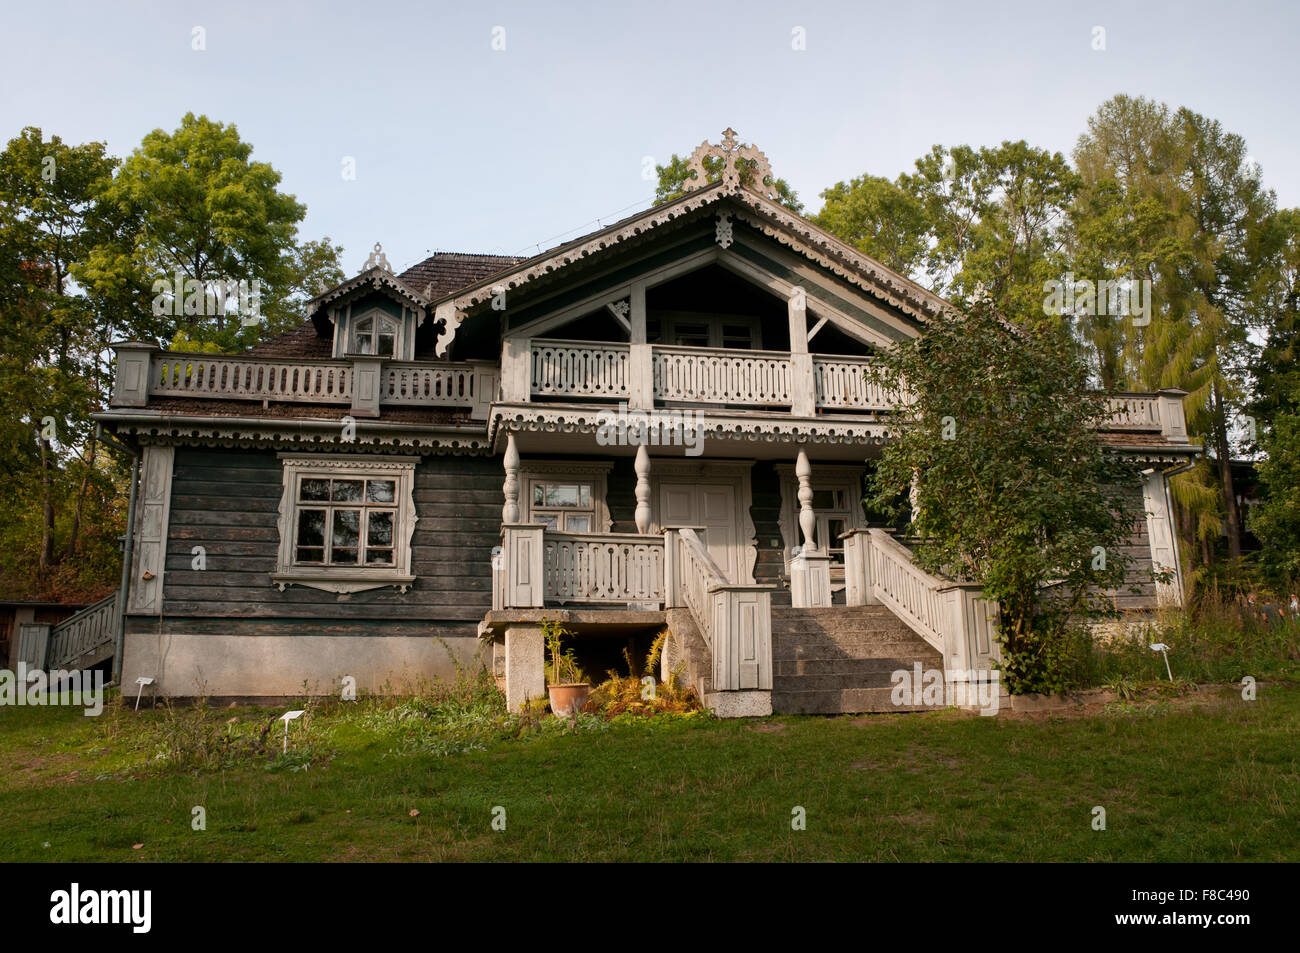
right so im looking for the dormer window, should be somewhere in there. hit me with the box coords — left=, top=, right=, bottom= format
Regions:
left=353, top=313, right=399, bottom=356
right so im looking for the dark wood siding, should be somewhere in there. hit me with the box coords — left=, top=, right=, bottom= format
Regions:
left=750, top=462, right=791, bottom=605
left=162, top=448, right=501, bottom=624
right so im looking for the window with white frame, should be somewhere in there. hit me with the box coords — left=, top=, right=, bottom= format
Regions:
left=520, top=463, right=611, bottom=534
left=352, top=313, right=400, bottom=356
left=530, top=481, right=595, bottom=532
left=273, top=455, right=418, bottom=593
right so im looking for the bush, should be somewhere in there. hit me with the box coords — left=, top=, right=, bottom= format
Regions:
left=1086, top=593, right=1300, bottom=686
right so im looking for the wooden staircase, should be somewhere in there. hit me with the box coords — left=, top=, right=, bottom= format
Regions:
left=769, top=605, right=943, bottom=714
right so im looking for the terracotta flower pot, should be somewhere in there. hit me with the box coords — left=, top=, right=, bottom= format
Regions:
left=547, top=682, right=591, bottom=716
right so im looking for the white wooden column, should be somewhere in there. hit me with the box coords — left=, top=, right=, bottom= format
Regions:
left=628, top=282, right=653, bottom=410
left=796, top=448, right=816, bottom=551
left=790, top=448, right=831, bottom=607
left=502, top=433, right=520, bottom=524
left=634, top=444, right=652, bottom=534
left=788, top=287, right=815, bottom=416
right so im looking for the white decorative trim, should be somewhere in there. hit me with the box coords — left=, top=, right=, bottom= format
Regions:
left=273, top=455, right=419, bottom=594
left=127, top=445, right=174, bottom=615
left=715, top=212, right=733, bottom=249
left=491, top=403, right=894, bottom=447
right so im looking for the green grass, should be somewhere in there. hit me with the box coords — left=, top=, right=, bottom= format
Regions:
left=2, top=680, right=1298, bottom=862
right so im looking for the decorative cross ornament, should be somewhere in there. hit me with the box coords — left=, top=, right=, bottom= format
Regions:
left=363, top=242, right=392, bottom=272
left=684, top=127, right=777, bottom=200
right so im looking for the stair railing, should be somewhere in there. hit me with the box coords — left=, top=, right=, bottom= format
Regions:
left=663, top=527, right=774, bottom=693
left=842, top=528, right=1000, bottom=680
left=46, top=591, right=120, bottom=671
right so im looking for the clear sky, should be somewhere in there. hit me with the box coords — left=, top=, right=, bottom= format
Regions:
left=3, top=0, right=1297, bottom=275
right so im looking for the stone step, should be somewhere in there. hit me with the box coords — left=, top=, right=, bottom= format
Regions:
left=771, top=687, right=934, bottom=715
left=773, top=657, right=934, bottom=677
left=769, top=621, right=915, bottom=634
left=773, top=672, right=902, bottom=691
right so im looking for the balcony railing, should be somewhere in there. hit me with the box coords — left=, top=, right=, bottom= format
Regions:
left=654, top=345, right=794, bottom=407
left=111, top=344, right=496, bottom=420
left=542, top=532, right=664, bottom=604
left=512, top=339, right=1190, bottom=440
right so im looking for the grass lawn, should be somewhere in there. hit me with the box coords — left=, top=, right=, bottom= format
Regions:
left=1, top=682, right=1297, bottom=862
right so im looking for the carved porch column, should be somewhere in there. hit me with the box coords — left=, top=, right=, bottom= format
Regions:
left=796, top=448, right=816, bottom=552
left=791, top=448, right=831, bottom=608
left=502, top=433, right=520, bottom=524
left=634, top=444, right=652, bottom=534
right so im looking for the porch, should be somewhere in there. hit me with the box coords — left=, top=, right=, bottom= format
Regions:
left=482, top=436, right=1002, bottom=717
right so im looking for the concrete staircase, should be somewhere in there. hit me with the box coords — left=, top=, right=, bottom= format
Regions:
left=770, top=605, right=943, bottom=714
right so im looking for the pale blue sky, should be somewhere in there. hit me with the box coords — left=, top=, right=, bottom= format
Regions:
left=3, top=0, right=1297, bottom=275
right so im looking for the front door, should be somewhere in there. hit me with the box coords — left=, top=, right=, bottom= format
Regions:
left=659, top=482, right=740, bottom=582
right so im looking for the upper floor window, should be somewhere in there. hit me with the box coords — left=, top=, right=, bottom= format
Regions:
left=353, top=313, right=399, bottom=356
left=649, top=313, right=762, bottom=350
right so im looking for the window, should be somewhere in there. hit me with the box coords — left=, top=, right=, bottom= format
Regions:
left=811, top=489, right=853, bottom=567
left=352, top=313, right=399, bottom=356
left=273, top=456, right=418, bottom=593
left=293, top=476, right=397, bottom=566
left=649, top=313, right=762, bottom=349
left=530, top=481, right=595, bottom=532
left=519, top=463, right=612, bottom=534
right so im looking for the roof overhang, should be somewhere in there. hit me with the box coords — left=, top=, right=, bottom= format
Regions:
left=429, top=180, right=958, bottom=356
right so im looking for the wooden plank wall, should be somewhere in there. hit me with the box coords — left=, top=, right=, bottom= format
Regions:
left=162, top=447, right=502, bottom=628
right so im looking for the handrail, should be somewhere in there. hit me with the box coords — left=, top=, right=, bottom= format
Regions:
left=864, top=530, right=946, bottom=653
left=47, top=591, right=119, bottom=669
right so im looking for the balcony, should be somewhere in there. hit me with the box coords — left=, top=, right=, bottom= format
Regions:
left=109, top=343, right=497, bottom=420
left=505, top=338, right=1189, bottom=440
left=512, top=337, right=895, bottom=414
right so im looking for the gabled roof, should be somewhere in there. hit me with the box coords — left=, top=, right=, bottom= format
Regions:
left=253, top=252, right=526, bottom=360
left=427, top=178, right=958, bottom=355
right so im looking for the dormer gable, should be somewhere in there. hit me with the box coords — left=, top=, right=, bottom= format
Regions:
left=308, top=243, right=428, bottom=362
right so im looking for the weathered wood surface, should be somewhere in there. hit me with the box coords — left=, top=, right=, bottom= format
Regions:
left=163, top=448, right=502, bottom=621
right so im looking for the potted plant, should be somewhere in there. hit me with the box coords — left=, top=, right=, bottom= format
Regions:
left=542, top=620, right=590, bottom=716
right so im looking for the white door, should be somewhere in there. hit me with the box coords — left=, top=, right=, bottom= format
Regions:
left=659, top=482, right=740, bottom=582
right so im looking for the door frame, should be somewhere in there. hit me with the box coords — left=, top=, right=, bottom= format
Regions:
left=650, top=460, right=756, bottom=584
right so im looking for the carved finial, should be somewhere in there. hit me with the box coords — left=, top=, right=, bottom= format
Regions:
left=683, top=128, right=776, bottom=199
left=363, top=242, right=392, bottom=272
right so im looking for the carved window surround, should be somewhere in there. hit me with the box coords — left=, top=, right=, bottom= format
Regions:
left=272, top=454, right=419, bottom=594
left=517, top=460, right=613, bottom=532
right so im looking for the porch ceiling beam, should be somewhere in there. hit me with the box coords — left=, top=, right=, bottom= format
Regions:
left=714, top=248, right=896, bottom=350
left=500, top=246, right=719, bottom=341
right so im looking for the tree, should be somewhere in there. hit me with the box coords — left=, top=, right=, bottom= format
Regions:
left=653, top=154, right=804, bottom=214
left=0, top=128, right=118, bottom=580
left=78, top=113, right=342, bottom=351
left=1071, top=97, right=1280, bottom=563
left=816, top=142, right=1078, bottom=321
left=813, top=174, right=928, bottom=276
left=1250, top=385, right=1300, bottom=581
left=867, top=293, right=1138, bottom=693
